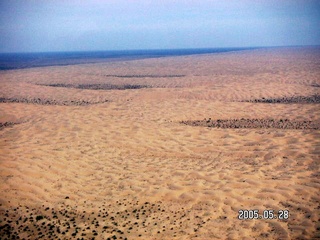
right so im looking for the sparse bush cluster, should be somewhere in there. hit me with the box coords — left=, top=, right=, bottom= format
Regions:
left=245, top=94, right=320, bottom=104
left=181, top=118, right=319, bottom=129
left=0, top=97, right=108, bottom=106
left=0, top=200, right=209, bottom=239
left=104, top=74, right=185, bottom=78
left=42, top=83, right=151, bottom=90
left=0, top=121, right=17, bottom=130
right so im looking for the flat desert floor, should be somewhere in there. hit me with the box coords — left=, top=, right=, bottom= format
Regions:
left=0, top=47, right=319, bottom=239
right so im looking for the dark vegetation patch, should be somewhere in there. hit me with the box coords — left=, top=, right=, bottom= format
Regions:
left=0, top=97, right=108, bottom=106
left=0, top=122, right=19, bottom=130
left=0, top=199, right=210, bottom=239
left=181, top=118, right=320, bottom=130
left=103, top=74, right=186, bottom=78
left=310, top=84, right=320, bottom=88
left=42, top=83, right=151, bottom=90
left=77, top=84, right=150, bottom=90
left=44, top=83, right=74, bottom=88
left=244, top=94, right=320, bottom=104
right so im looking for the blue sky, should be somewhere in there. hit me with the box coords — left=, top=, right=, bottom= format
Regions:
left=0, top=0, right=319, bottom=52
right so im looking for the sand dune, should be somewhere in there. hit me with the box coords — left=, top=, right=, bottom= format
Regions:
left=0, top=47, right=320, bottom=239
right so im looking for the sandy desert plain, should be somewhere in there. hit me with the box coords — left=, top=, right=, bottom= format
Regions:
left=0, top=47, right=319, bottom=239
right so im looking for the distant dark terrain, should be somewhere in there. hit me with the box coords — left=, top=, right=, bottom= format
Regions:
left=0, top=48, right=254, bottom=70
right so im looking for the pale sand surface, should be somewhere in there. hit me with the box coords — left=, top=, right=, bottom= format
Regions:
left=0, top=47, right=319, bottom=239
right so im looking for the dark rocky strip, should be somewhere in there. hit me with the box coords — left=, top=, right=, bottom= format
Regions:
left=44, top=83, right=74, bottom=88
left=42, top=83, right=151, bottom=90
left=0, top=200, right=210, bottom=239
left=0, top=97, right=108, bottom=106
left=244, top=94, right=320, bottom=104
left=103, top=74, right=186, bottom=78
left=77, top=84, right=150, bottom=90
left=0, top=122, right=18, bottom=130
left=181, top=118, right=320, bottom=130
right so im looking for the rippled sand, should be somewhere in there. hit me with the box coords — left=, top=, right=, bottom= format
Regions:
left=0, top=47, right=319, bottom=239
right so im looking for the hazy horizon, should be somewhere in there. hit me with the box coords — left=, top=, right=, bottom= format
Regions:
left=1, top=0, right=319, bottom=53
left=1, top=45, right=319, bottom=55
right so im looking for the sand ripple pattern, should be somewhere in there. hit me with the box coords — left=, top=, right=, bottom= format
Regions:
left=0, top=47, right=319, bottom=239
